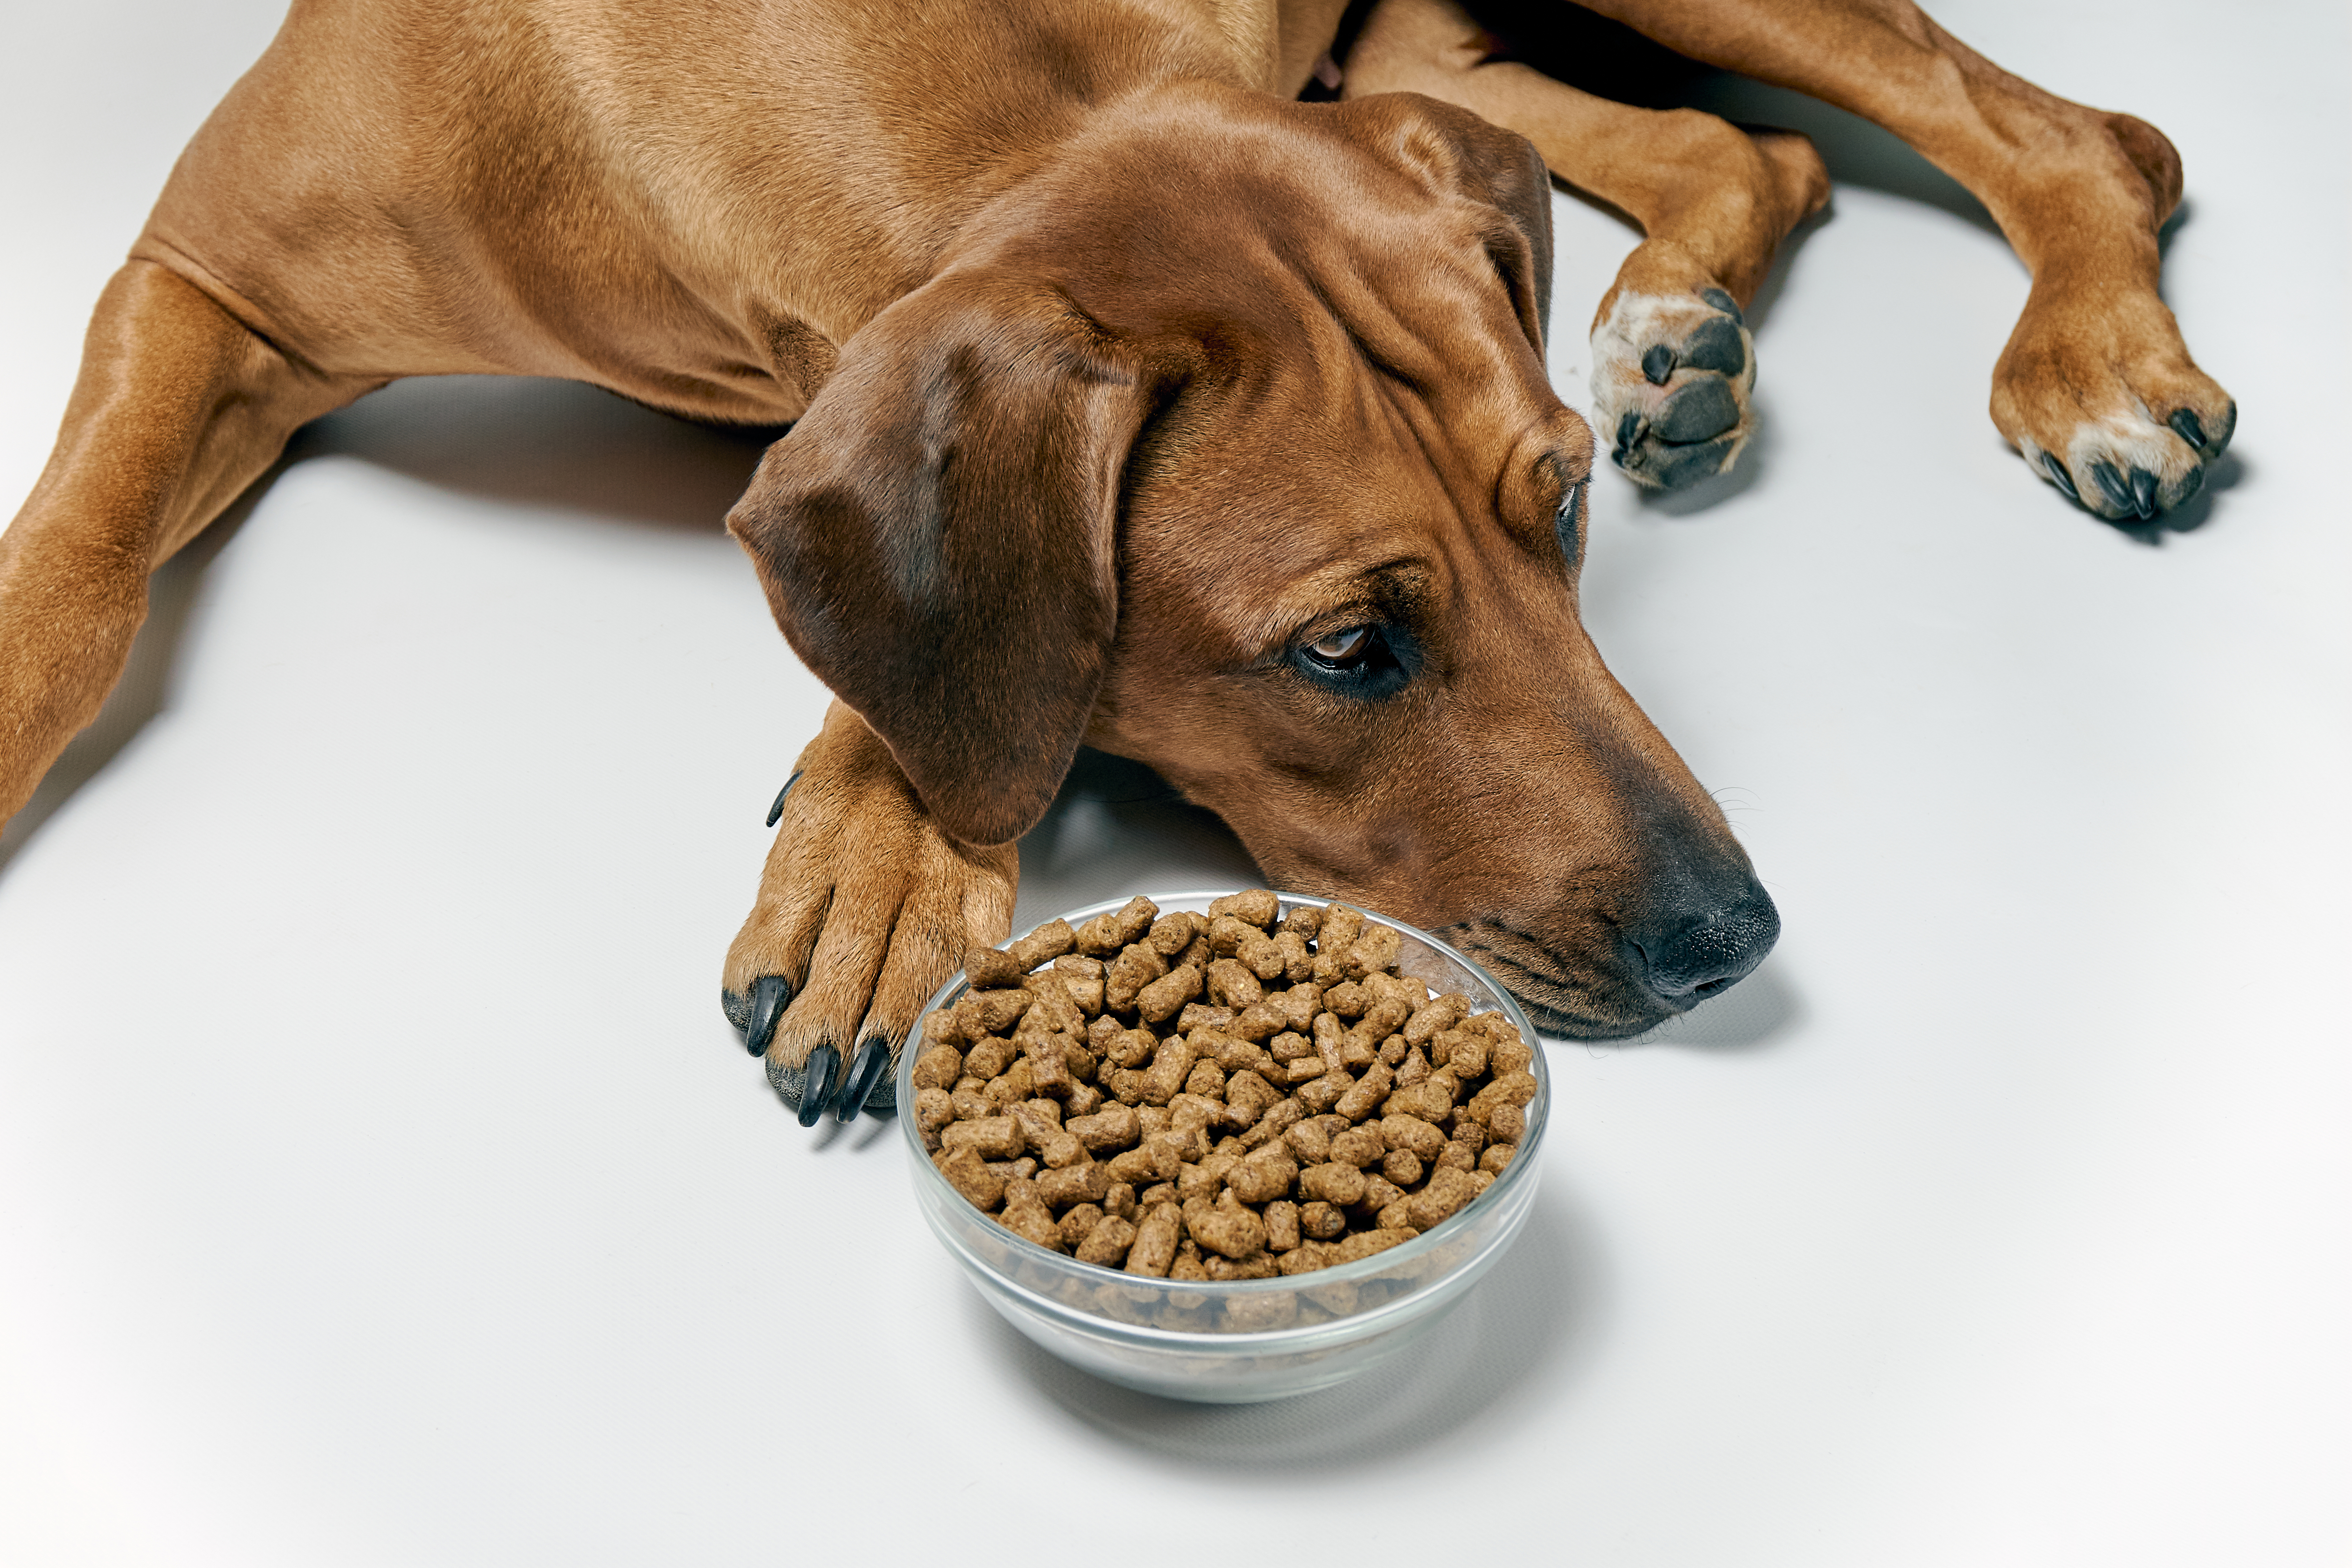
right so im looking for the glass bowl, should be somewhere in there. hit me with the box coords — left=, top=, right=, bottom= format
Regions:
left=895, top=889, right=1550, bottom=1403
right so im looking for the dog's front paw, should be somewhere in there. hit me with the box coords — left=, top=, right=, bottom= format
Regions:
left=1591, top=287, right=1757, bottom=490
left=722, top=703, right=1018, bottom=1126
left=1992, top=285, right=2234, bottom=523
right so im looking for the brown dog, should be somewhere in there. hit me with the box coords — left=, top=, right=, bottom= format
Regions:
left=0, top=0, right=2230, bottom=1120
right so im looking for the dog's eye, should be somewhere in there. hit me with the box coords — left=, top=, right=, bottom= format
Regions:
left=1555, top=479, right=1586, bottom=569
left=1305, top=626, right=1374, bottom=667
left=1292, top=622, right=1414, bottom=698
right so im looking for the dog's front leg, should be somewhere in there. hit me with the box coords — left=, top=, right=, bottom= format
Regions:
left=1, top=262, right=367, bottom=828
left=722, top=700, right=1018, bottom=1124
left=718, top=271, right=1176, bottom=1120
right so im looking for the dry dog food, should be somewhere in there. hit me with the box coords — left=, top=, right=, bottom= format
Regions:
left=913, top=892, right=1537, bottom=1286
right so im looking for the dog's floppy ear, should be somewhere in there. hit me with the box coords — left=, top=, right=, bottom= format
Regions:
left=1337, top=93, right=1556, bottom=351
left=727, top=270, right=1180, bottom=846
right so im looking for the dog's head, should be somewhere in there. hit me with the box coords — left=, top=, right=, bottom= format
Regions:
left=729, top=86, right=1776, bottom=1036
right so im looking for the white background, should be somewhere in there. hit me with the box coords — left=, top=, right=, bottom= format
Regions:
left=3, top=2, right=2345, bottom=1562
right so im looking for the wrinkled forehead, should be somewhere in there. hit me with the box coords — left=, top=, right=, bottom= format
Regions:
left=1306, top=206, right=1550, bottom=396
left=1149, top=267, right=1584, bottom=505
left=1087, top=147, right=1591, bottom=637
left=1122, top=346, right=1589, bottom=656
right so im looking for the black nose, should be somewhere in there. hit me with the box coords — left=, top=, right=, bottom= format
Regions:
left=1623, top=884, right=1779, bottom=1004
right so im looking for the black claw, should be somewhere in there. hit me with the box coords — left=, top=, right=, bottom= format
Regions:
left=1613, top=409, right=1643, bottom=462
left=2042, top=453, right=2081, bottom=504
left=1640, top=344, right=1676, bottom=385
left=2088, top=459, right=2135, bottom=516
left=798, top=1043, right=839, bottom=1127
left=2129, top=467, right=2158, bottom=518
left=765, top=770, right=802, bottom=828
left=1680, top=315, right=1747, bottom=378
left=834, top=1038, right=891, bottom=1122
left=745, top=974, right=791, bottom=1056
left=1698, top=286, right=1743, bottom=324
left=2168, top=408, right=2206, bottom=453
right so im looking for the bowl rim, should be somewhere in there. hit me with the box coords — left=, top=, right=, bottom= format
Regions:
left=895, top=887, right=1551, bottom=1344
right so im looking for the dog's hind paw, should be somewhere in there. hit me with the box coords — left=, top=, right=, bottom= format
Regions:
left=1591, top=287, right=1757, bottom=490
left=722, top=702, right=1018, bottom=1127
left=1991, top=285, right=2234, bottom=524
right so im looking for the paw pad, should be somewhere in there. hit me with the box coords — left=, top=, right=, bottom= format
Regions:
left=1592, top=288, right=1757, bottom=491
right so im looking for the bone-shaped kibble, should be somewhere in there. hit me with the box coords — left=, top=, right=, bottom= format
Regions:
left=1402, top=992, right=1468, bottom=1046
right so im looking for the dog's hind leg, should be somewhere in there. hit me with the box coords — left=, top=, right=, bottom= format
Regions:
left=0, top=261, right=373, bottom=828
left=1341, top=0, right=1828, bottom=490
left=1571, top=0, right=2232, bottom=520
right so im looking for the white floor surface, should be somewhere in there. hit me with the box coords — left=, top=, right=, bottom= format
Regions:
left=2, top=2, right=2346, bottom=1563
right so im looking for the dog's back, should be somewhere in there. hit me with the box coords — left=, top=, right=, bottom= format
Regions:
left=134, top=0, right=1272, bottom=422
